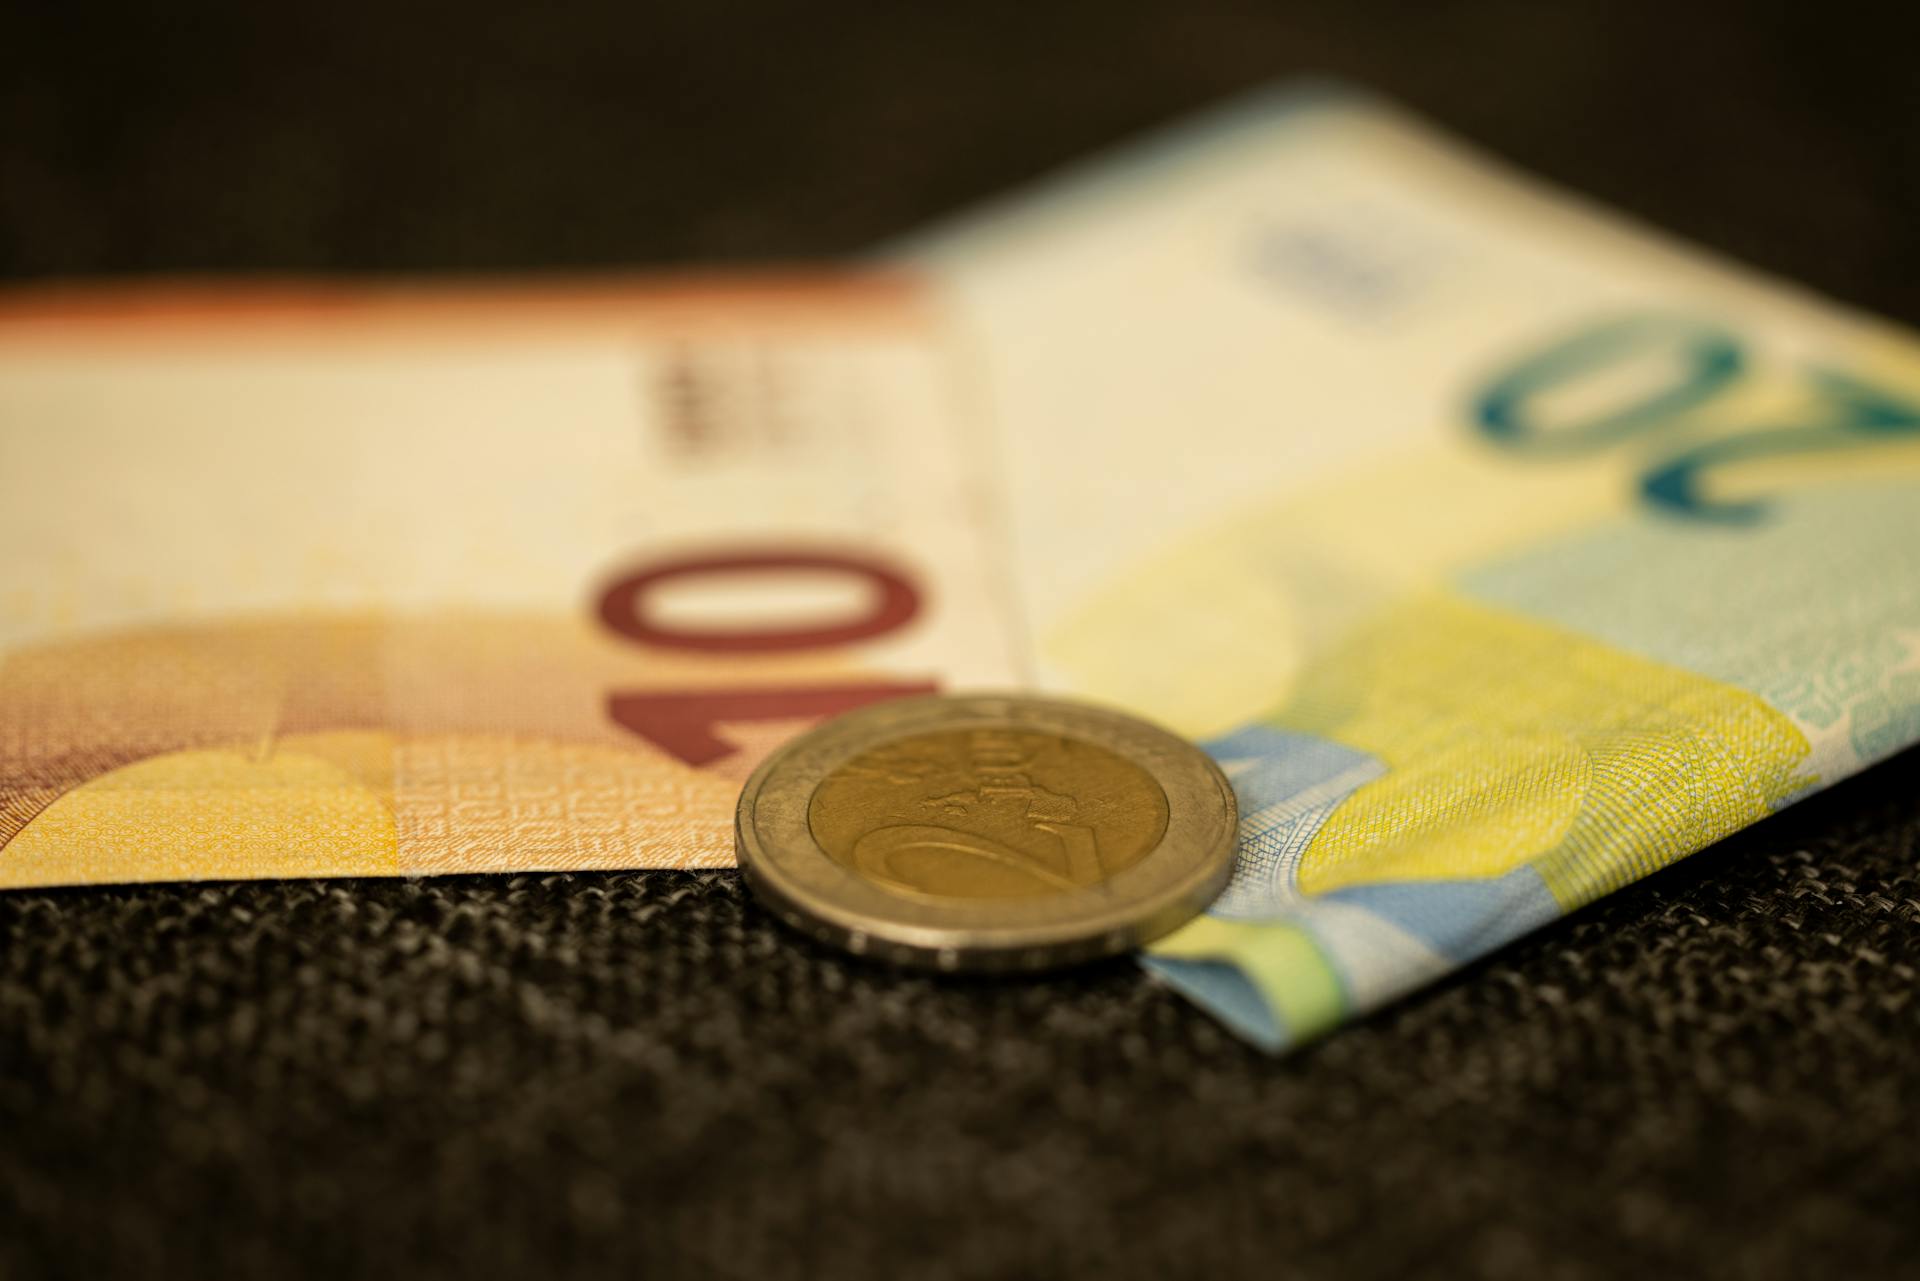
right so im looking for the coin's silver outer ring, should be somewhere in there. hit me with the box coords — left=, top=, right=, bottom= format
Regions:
left=734, top=692, right=1239, bottom=973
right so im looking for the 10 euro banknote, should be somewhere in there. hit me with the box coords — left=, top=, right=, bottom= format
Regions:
left=0, top=277, right=1029, bottom=885
left=899, top=81, right=1920, bottom=1049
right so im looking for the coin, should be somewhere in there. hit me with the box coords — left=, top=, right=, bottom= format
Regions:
left=734, top=693, right=1239, bottom=971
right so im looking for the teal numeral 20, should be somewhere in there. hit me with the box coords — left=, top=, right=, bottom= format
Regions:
left=1472, top=314, right=1920, bottom=522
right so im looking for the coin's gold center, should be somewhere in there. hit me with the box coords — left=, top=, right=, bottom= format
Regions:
left=806, top=727, right=1171, bottom=900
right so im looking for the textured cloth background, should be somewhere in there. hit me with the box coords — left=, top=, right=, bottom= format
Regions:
left=4, top=2, right=1919, bottom=1277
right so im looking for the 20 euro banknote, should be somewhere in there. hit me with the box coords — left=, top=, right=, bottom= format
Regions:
left=900, top=82, right=1920, bottom=1050
left=0, top=277, right=1027, bottom=886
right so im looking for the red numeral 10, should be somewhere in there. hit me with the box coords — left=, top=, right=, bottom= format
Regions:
left=597, top=550, right=935, bottom=767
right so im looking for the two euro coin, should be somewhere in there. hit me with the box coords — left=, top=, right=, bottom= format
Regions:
left=735, top=694, right=1238, bottom=971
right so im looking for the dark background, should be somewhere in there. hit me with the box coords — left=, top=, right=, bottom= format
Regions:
left=3, top=2, right=1918, bottom=1278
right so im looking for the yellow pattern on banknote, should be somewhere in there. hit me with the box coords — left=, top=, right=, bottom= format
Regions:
left=1272, top=594, right=1811, bottom=900
left=7, top=732, right=402, bottom=886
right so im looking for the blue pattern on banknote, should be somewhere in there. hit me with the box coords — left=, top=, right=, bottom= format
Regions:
left=1321, top=871, right=1560, bottom=961
left=1203, top=725, right=1385, bottom=919
left=1460, top=484, right=1920, bottom=779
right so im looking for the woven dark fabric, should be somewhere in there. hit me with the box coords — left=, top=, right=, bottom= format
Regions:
left=4, top=2, right=1920, bottom=1277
